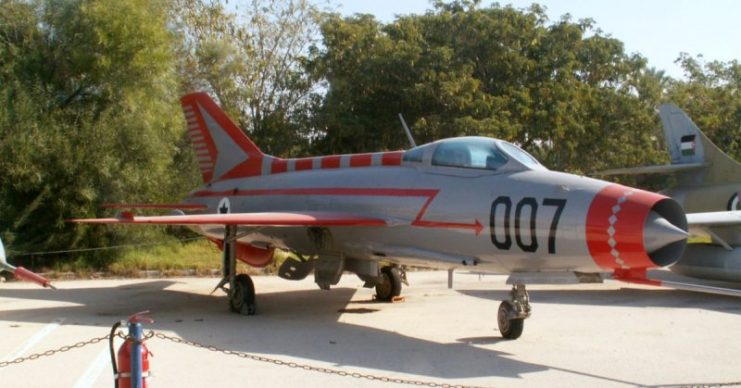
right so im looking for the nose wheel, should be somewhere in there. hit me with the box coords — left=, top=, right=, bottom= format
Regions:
left=497, top=284, right=530, bottom=339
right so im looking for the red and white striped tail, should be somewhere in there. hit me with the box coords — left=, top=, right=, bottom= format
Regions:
left=180, top=92, right=406, bottom=183
left=180, top=93, right=265, bottom=183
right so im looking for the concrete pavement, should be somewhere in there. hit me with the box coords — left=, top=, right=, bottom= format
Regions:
left=1, top=271, right=740, bottom=387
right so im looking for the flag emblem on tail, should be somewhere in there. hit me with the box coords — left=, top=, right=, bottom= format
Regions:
left=680, top=134, right=696, bottom=156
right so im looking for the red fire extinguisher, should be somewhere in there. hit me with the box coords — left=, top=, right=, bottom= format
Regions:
left=110, top=311, right=153, bottom=388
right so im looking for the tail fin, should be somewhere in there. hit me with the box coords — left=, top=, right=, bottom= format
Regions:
left=659, top=104, right=741, bottom=185
left=181, top=92, right=266, bottom=183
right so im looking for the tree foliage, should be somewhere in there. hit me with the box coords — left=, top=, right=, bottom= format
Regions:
left=664, top=54, right=741, bottom=161
left=171, top=0, right=325, bottom=156
left=0, top=0, right=737, bottom=269
left=310, top=2, right=669, bottom=173
left=0, top=0, right=190, bottom=265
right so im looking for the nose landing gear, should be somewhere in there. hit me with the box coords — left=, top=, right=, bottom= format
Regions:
left=497, top=284, right=530, bottom=339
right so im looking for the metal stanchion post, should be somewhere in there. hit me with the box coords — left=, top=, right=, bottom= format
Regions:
left=129, top=322, right=143, bottom=388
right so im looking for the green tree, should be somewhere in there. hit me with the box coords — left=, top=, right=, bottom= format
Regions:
left=310, top=1, right=667, bottom=173
left=0, top=0, right=193, bottom=266
left=171, top=0, right=326, bottom=157
left=664, top=54, right=741, bottom=161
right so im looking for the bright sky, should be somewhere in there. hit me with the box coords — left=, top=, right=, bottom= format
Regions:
left=328, top=0, right=741, bottom=79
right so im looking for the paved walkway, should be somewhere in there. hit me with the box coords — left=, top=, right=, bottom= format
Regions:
left=1, top=271, right=740, bottom=387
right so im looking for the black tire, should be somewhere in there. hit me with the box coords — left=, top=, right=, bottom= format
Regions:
left=497, top=301, right=524, bottom=339
left=229, top=274, right=256, bottom=315
left=375, top=267, right=402, bottom=302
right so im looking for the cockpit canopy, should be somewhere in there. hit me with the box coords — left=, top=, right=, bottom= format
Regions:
left=403, top=137, right=545, bottom=172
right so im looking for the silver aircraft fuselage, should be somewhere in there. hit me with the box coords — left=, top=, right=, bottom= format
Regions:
left=180, top=136, right=686, bottom=277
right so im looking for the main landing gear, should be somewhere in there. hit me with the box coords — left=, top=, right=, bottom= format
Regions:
left=375, top=266, right=403, bottom=302
left=229, top=274, right=256, bottom=315
left=213, top=225, right=257, bottom=315
left=497, top=284, right=531, bottom=339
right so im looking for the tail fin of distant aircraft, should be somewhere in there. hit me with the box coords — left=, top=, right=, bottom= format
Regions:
left=180, top=93, right=267, bottom=183
left=596, top=104, right=741, bottom=187
left=659, top=104, right=707, bottom=165
left=658, top=103, right=741, bottom=186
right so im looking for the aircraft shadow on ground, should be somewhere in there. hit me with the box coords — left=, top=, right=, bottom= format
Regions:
left=0, top=280, right=544, bottom=380
left=457, top=287, right=741, bottom=315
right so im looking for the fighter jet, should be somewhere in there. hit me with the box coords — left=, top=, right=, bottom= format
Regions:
left=72, top=92, right=693, bottom=339
left=598, top=104, right=741, bottom=283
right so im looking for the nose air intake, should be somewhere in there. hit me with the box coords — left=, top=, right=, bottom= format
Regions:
left=644, top=198, right=688, bottom=267
left=643, top=212, right=687, bottom=253
left=586, top=184, right=688, bottom=270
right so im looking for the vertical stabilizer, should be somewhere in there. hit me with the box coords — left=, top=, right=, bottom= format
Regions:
left=658, top=104, right=741, bottom=186
left=181, top=93, right=266, bottom=183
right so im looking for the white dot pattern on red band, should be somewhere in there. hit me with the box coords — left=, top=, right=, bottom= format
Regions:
left=606, top=189, right=636, bottom=269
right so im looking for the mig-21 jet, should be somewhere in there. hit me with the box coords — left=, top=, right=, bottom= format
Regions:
left=62, top=93, right=719, bottom=339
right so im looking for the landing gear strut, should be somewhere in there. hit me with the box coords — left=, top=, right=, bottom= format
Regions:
left=497, top=284, right=530, bottom=339
left=215, top=225, right=257, bottom=315
left=375, top=266, right=402, bottom=301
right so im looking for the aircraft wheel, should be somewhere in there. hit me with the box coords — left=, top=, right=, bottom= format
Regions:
left=497, top=301, right=524, bottom=339
left=375, top=267, right=402, bottom=302
left=229, top=274, right=256, bottom=315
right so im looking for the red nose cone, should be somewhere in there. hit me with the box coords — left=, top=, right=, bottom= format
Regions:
left=586, top=184, right=686, bottom=271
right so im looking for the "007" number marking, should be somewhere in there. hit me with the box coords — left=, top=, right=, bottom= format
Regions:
left=489, top=197, right=566, bottom=254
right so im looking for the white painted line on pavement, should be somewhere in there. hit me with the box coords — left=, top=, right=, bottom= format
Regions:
left=1, top=317, right=66, bottom=362
left=73, top=346, right=111, bottom=388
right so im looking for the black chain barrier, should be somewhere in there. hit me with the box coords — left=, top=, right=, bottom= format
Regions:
left=151, top=331, right=487, bottom=388
left=0, top=335, right=109, bottom=367
left=6, top=330, right=741, bottom=388
left=1, top=330, right=488, bottom=388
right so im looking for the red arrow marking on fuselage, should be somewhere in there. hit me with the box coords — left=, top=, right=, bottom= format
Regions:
left=408, top=190, right=484, bottom=235
left=192, top=187, right=483, bottom=235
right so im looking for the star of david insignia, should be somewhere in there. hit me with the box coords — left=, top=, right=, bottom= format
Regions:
left=218, top=197, right=230, bottom=214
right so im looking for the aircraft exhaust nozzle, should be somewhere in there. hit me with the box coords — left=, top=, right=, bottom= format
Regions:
left=643, top=211, right=688, bottom=253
